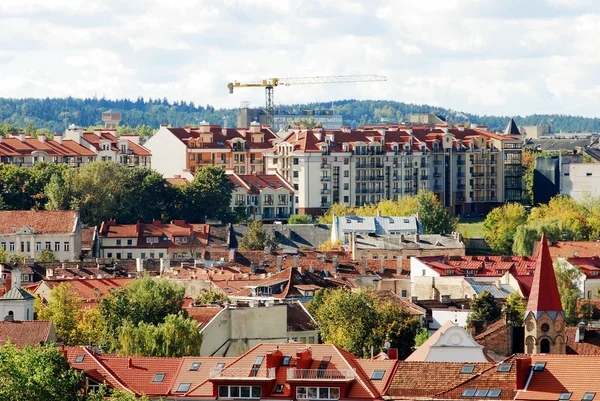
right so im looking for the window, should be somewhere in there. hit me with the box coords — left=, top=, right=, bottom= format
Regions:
left=540, top=338, right=550, bottom=353
left=250, top=356, right=264, bottom=377
left=0, top=242, right=5, bottom=250
left=152, top=373, right=165, bottom=382
left=293, top=171, right=299, bottom=178
left=9, top=242, right=14, bottom=252
left=460, top=365, right=475, bottom=374
left=281, top=356, right=292, bottom=366
left=371, top=370, right=385, bottom=380
left=533, top=362, right=546, bottom=372
left=45, top=241, right=51, bottom=250
left=116, top=253, right=122, bottom=259
left=177, top=383, right=191, bottom=393
left=274, top=384, right=284, bottom=394
left=107, top=252, right=113, bottom=258
left=215, top=362, right=225, bottom=369
left=54, top=242, right=60, bottom=252
left=150, top=252, right=155, bottom=259
left=293, top=158, right=299, bottom=165
left=497, top=363, right=512, bottom=372
left=190, top=362, right=201, bottom=371
left=218, top=386, right=261, bottom=399
left=116, top=239, right=122, bottom=245
left=127, top=239, right=133, bottom=245
left=344, top=183, right=349, bottom=190
left=488, top=389, right=502, bottom=398
left=559, top=393, right=572, bottom=401
left=159, top=253, right=164, bottom=258
left=474, top=389, right=489, bottom=397
left=583, top=393, right=596, bottom=401
left=75, top=355, right=85, bottom=363
left=462, top=389, right=476, bottom=397
left=127, top=253, right=133, bottom=259
left=64, top=242, right=70, bottom=251
left=344, top=170, right=349, bottom=177
left=296, top=387, right=340, bottom=400
left=36, top=242, right=42, bottom=251
left=401, top=289, right=407, bottom=298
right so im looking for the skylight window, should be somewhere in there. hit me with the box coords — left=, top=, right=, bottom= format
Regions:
left=583, top=393, right=596, bottom=401
left=274, top=384, right=284, bottom=394
left=190, top=362, right=201, bottom=371
left=215, top=362, right=225, bottom=369
left=177, top=383, right=191, bottom=393
left=559, top=393, right=572, bottom=401
left=371, top=370, right=385, bottom=380
left=281, top=356, right=292, bottom=366
left=474, top=389, right=489, bottom=397
left=152, top=373, right=165, bottom=383
left=497, top=363, right=512, bottom=372
left=533, top=362, right=546, bottom=372
left=488, top=389, right=502, bottom=398
left=75, top=355, right=85, bottom=363
left=460, top=365, right=475, bottom=374
left=250, top=356, right=264, bottom=377
left=461, top=389, right=476, bottom=397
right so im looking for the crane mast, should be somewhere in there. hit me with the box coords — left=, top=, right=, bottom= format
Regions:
left=227, top=75, right=386, bottom=127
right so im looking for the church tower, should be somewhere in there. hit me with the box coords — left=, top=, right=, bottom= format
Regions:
left=524, top=233, right=566, bottom=354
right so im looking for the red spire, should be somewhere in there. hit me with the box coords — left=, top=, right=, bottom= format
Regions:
left=526, top=233, right=563, bottom=312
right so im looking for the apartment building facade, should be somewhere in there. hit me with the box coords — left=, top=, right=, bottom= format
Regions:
left=145, top=121, right=277, bottom=180
left=264, top=122, right=522, bottom=216
left=227, top=173, right=294, bottom=220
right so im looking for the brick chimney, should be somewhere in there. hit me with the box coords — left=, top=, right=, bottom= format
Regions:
left=38, top=133, right=46, bottom=143
left=54, top=133, right=63, bottom=144
left=361, top=255, right=367, bottom=275
left=295, top=347, right=313, bottom=369
left=266, top=349, right=283, bottom=369
left=516, top=357, right=532, bottom=390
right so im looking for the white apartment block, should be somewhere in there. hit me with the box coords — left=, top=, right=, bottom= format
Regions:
left=263, top=122, right=522, bottom=216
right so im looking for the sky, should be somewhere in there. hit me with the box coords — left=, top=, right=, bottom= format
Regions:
left=1, top=0, right=599, bottom=117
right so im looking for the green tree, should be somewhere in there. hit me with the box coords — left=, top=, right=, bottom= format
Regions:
left=504, top=292, right=527, bottom=327
left=289, top=117, right=318, bottom=128
left=310, top=289, right=419, bottom=357
left=0, top=247, right=7, bottom=263
left=467, top=291, right=501, bottom=327
left=512, top=224, right=538, bottom=256
left=116, top=313, right=202, bottom=357
left=0, top=342, right=84, bottom=400
left=36, top=249, right=55, bottom=262
left=414, top=328, right=430, bottom=347
left=195, top=288, right=229, bottom=305
left=554, top=259, right=582, bottom=325
left=238, top=220, right=279, bottom=251
left=180, top=166, right=234, bottom=222
left=527, top=195, right=588, bottom=241
left=414, top=190, right=457, bottom=234
left=45, top=170, right=76, bottom=210
left=36, top=283, right=83, bottom=345
left=288, top=214, right=313, bottom=224
left=483, top=203, right=527, bottom=254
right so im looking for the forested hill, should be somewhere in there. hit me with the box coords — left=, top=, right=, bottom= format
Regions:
left=1, top=97, right=599, bottom=134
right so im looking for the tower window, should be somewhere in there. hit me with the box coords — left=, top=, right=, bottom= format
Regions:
left=540, top=338, right=550, bottom=353
left=541, top=323, right=550, bottom=332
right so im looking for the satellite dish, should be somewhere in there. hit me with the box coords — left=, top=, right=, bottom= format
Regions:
left=384, top=341, right=391, bottom=350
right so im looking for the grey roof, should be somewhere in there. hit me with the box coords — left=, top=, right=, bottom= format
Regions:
left=232, top=223, right=332, bottom=250
left=335, top=215, right=419, bottom=235
left=524, top=137, right=592, bottom=152
left=504, top=118, right=521, bottom=136
left=355, top=233, right=463, bottom=251
left=0, top=288, right=35, bottom=301
left=465, top=279, right=513, bottom=299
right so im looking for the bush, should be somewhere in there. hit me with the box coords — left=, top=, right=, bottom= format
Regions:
left=288, top=214, right=312, bottom=224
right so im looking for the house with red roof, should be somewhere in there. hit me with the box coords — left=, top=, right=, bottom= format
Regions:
left=0, top=210, right=82, bottom=261
left=263, top=121, right=522, bottom=216
left=98, top=220, right=210, bottom=260
left=0, top=320, right=57, bottom=347
left=144, top=121, right=278, bottom=180
left=228, top=172, right=294, bottom=221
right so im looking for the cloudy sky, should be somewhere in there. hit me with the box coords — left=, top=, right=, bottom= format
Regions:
left=1, top=0, right=599, bottom=117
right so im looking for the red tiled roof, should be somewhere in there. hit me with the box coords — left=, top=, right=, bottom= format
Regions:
left=526, top=234, right=563, bottom=313
left=81, top=226, right=96, bottom=249
left=41, top=277, right=135, bottom=301
left=417, top=255, right=537, bottom=277
left=184, top=305, right=223, bottom=328
left=99, top=220, right=209, bottom=249
left=0, top=210, right=78, bottom=234
left=549, top=241, right=600, bottom=259
left=228, top=172, right=294, bottom=194
left=0, top=320, right=54, bottom=347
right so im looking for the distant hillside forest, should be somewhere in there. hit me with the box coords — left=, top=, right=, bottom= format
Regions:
left=1, top=97, right=599, bottom=136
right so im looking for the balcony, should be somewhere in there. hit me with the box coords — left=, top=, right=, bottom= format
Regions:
left=287, top=368, right=356, bottom=381
left=471, top=173, right=484, bottom=177
left=486, top=160, right=496, bottom=165
left=472, top=197, right=485, bottom=202
left=433, top=159, right=443, bottom=166
left=457, top=160, right=466, bottom=166
left=403, top=163, right=412, bottom=168
left=263, top=199, right=274, bottom=206
left=321, top=202, right=331, bottom=208
left=420, top=163, right=429, bottom=168
left=456, top=197, right=465, bottom=202
left=404, top=188, right=414, bottom=193
left=251, top=159, right=263, bottom=165
left=433, top=185, right=443, bottom=191
left=321, top=163, right=330, bottom=169
left=420, top=175, right=428, bottom=180
left=457, top=184, right=465, bottom=190
left=473, top=184, right=485, bottom=189
left=320, top=176, right=330, bottom=182
left=489, top=184, right=497, bottom=189
left=210, top=367, right=276, bottom=380
left=490, top=172, right=496, bottom=177
left=235, top=200, right=246, bottom=206
left=470, top=159, right=485, bottom=165
left=457, top=172, right=465, bottom=177
left=355, top=162, right=366, bottom=168
left=433, top=172, right=441, bottom=178
left=488, top=196, right=497, bottom=202
left=320, top=189, right=330, bottom=194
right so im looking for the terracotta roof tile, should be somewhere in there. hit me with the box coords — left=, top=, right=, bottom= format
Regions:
left=526, top=234, right=563, bottom=313
left=0, top=320, right=54, bottom=347
left=0, top=210, right=78, bottom=234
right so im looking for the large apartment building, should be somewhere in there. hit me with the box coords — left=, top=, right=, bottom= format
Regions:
left=227, top=173, right=295, bottom=221
left=144, top=121, right=277, bottom=180
left=264, top=122, right=522, bottom=215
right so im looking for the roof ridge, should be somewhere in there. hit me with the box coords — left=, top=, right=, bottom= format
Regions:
left=331, top=344, right=378, bottom=399
left=82, top=347, right=133, bottom=394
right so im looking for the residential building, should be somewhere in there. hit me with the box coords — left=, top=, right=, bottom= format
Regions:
left=406, top=321, right=490, bottom=362
left=560, top=162, right=600, bottom=201
left=62, top=125, right=151, bottom=167
left=197, top=301, right=318, bottom=357
left=0, top=320, right=57, bottom=347
left=238, top=107, right=343, bottom=132
left=98, top=220, right=210, bottom=260
left=331, top=215, right=421, bottom=244
left=0, top=210, right=82, bottom=261
left=34, top=277, right=135, bottom=304
left=0, top=132, right=96, bottom=167
left=228, top=173, right=294, bottom=221
left=144, top=121, right=277, bottom=180
left=264, top=121, right=522, bottom=216
left=65, top=343, right=397, bottom=400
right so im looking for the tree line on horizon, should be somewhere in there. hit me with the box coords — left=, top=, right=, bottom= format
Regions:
left=1, top=97, right=599, bottom=135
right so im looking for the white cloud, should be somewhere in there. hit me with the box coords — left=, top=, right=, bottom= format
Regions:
left=0, top=0, right=599, bottom=118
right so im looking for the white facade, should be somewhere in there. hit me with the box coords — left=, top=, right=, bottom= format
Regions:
left=0, top=268, right=35, bottom=321
left=143, top=125, right=191, bottom=180
left=560, top=163, right=600, bottom=201
left=407, top=322, right=489, bottom=362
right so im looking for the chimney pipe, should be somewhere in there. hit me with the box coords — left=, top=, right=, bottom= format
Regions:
left=380, top=259, right=385, bottom=274
left=516, top=358, right=532, bottom=390
left=361, top=255, right=367, bottom=275
left=332, top=255, right=339, bottom=274
left=294, top=255, right=300, bottom=268
left=276, top=255, right=283, bottom=273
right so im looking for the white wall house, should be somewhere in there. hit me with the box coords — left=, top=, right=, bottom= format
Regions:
left=0, top=268, right=35, bottom=321
left=143, top=124, right=191, bottom=180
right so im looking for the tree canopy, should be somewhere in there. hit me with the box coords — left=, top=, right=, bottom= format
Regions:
left=483, top=203, right=527, bottom=255
left=309, top=289, right=420, bottom=358
left=238, top=220, right=279, bottom=251
left=467, top=291, right=501, bottom=329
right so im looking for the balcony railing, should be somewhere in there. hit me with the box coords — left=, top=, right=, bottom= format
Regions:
left=320, top=189, right=330, bottom=194
left=403, top=163, right=412, bottom=168
left=321, top=163, right=330, bottom=169
left=457, top=160, right=466, bottom=165
left=457, top=184, right=465, bottom=190
left=287, top=368, right=355, bottom=381
left=433, top=185, right=443, bottom=191
left=320, top=176, right=330, bottom=181
left=420, top=175, right=428, bottom=180
left=210, top=367, right=276, bottom=379
left=263, top=200, right=274, bottom=206
left=457, top=172, right=465, bottom=177
left=471, top=173, right=484, bottom=177
left=433, top=172, right=441, bottom=178
left=433, top=160, right=443, bottom=165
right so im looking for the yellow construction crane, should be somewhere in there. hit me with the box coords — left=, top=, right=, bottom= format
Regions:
left=227, top=75, right=387, bottom=127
